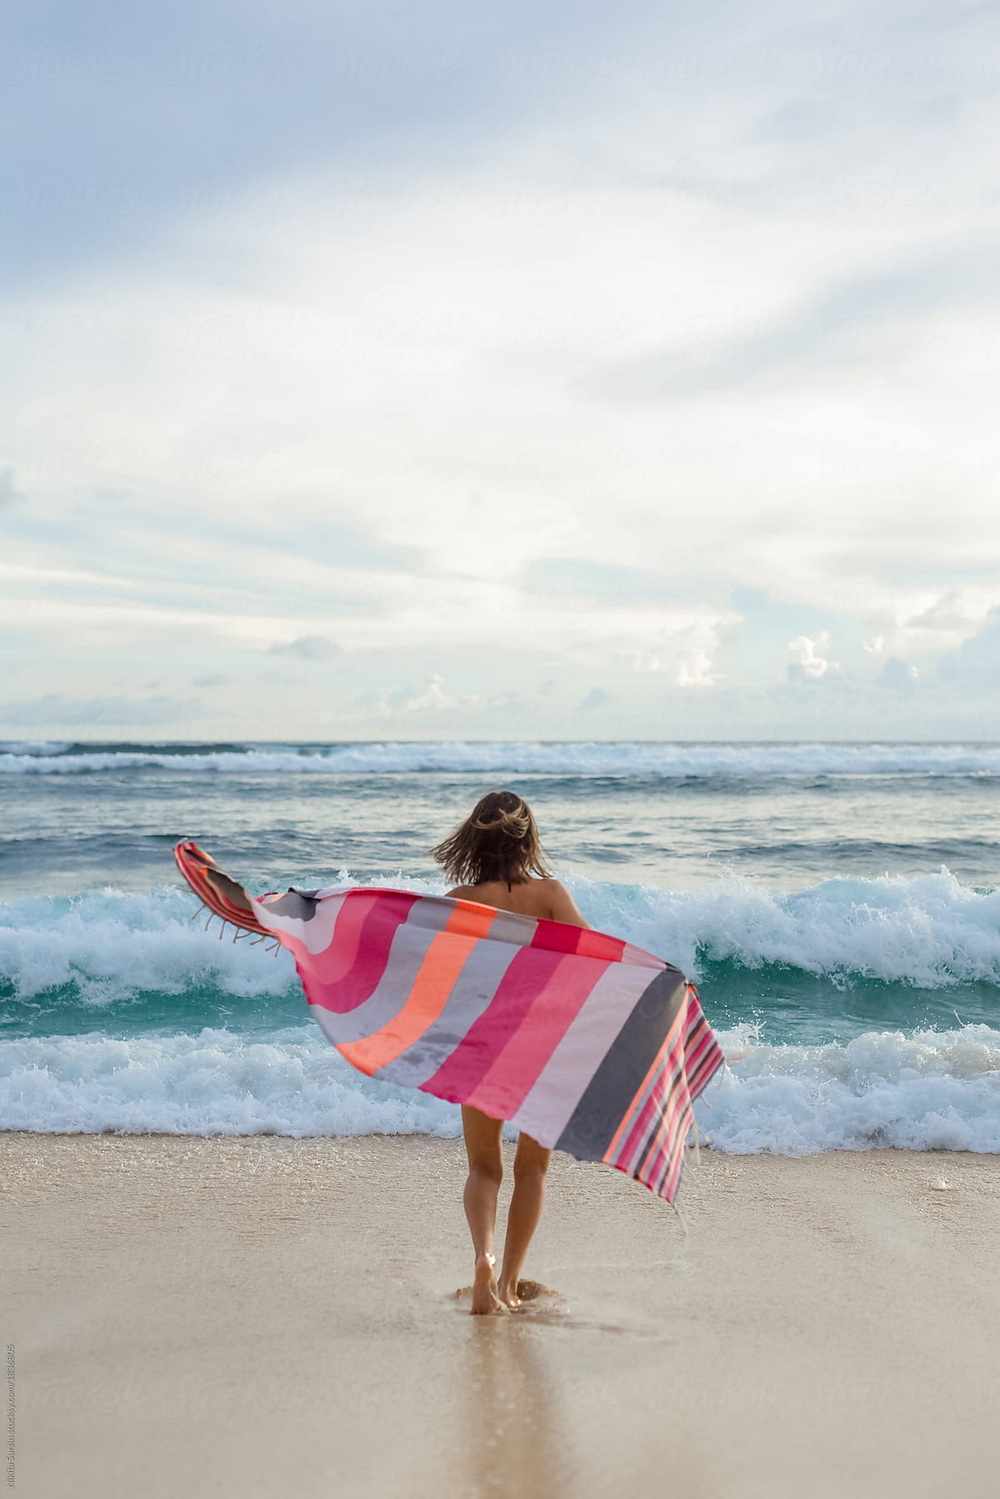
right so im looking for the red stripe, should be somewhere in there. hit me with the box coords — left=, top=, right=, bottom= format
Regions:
left=635, top=1061, right=687, bottom=1179
left=615, top=1073, right=667, bottom=1175
left=655, top=1104, right=691, bottom=1196
left=680, top=1021, right=724, bottom=1092
left=635, top=1033, right=725, bottom=1196
left=173, top=843, right=269, bottom=935
left=305, top=890, right=419, bottom=1014
left=421, top=946, right=568, bottom=1101
left=609, top=1001, right=694, bottom=1177
left=464, top=956, right=613, bottom=1119
left=530, top=920, right=627, bottom=961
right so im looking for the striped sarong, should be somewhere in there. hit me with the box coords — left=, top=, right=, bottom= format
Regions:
left=174, top=841, right=724, bottom=1202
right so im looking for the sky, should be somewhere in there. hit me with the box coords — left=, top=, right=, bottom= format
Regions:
left=2, top=0, right=999, bottom=741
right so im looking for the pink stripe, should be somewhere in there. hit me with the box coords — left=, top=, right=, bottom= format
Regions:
left=509, top=963, right=653, bottom=1144
left=614, top=1020, right=689, bottom=1175
left=681, top=1027, right=720, bottom=1091
left=321, top=893, right=386, bottom=982
left=687, top=1027, right=724, bottom=1088
left=619, top=941, right=668, bottom=970
left=616, top=1081, right=666, bottom=1175
left=464, top=956, right=613, bottom=1119
left=635, top=1024, right=724, bottom=1194
left=654, top=1125, right=687, bottom=1199
left=304, top=890, right=419, bottom=1014
left=636, top=1084, right=685, bottom=1187
left=650, top=1106, right=689, bottom=1195
left=530, top=920, right=626, bottom=962
left=636, top=1067, right=686, bottom=1179
left=421, top=946, right=567, bottom=1101
left=643, top=1037, right=724, bottom=1187
left=684, top=1029, right=714, bottom=1076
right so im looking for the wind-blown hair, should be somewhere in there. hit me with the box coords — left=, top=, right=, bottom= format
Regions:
left=430, top=790, right=552, bottom=889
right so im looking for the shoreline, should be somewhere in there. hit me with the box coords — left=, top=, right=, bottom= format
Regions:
left=5, top=1133, right=999, bottom=1498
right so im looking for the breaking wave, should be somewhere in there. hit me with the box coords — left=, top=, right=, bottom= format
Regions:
left=1, top=870, right=997, bottom=1150
left=3, top=740, right=1000, bottom=777
left=2, top=871, right=999, bottom=1024
left=1, top=1022, right=997, bottom=1154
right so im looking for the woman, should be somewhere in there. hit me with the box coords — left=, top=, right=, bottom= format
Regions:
left=430, top=789, right=590, bottom=1315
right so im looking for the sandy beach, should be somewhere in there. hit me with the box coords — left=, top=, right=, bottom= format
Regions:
left=4, top=1133, right=997, bottom=1499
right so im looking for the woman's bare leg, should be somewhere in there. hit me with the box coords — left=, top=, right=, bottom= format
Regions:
left=461, top=1105, right=507, bottom=1315
left=497, top=1131, right=551, bottom=1308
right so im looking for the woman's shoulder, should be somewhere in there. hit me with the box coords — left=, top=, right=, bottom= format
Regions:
left=501, top=877, right=589, bottom=927
left=444, top=875, right=586, bottom=926
left=532, top=876, right=569, bottom=899
left=536, top=878, right=589, bottom=926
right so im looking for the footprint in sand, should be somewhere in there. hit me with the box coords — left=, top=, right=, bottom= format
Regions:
left=454, top=1278, right=561, bottom=1316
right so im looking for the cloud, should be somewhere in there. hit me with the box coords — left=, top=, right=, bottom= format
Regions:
left=3, top=0, right=634, bottom=291
left=2, top=2, right=999, bottom=738
left=577, top=686, right=612, bottom=712
left=938, top=608, right=1000, bottom=689
left=881, top=657, right=918, bottom=690
left=387, top=675, right=462, bottom=712
left=353, top=674, right=553, bottom=722
left=524, top=558, right=679, bottom=603
left=0, top=467, right=22, bottom=509
left=268, top=635, right=342, bottom=660
left=0, top=693, right=201, bottom=727
left=583, top=240, right=1000, bottom=402
left=192, top=672, right=229, bottom=687
left=357, top=674, right=483, bottom=716
left=610, top=613, right=733, bottom=686
left=895, top=590, right=998, bottom=653
left=677, top=648, right=717, bottom=688
left=848, top=587, right=1000, bottom=668
left=5, top=153, right=996, bottom=660
left=787, top=632, right=837, bottom=682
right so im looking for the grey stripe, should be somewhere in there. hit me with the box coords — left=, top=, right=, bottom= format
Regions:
left=554, top=966, right=688, bottom=1164
left=378, top=909, right=532, bottom=1088
left=510, top=962, right=652, bottom=1145
left=263, top=888, right=322, bottom=921
left=320, top=897, right=458, bottom=1044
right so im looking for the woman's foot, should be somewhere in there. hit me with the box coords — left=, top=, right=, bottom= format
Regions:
left=471, top=1252, right=507, bottom=1315
left=498, top=1277, right=556, bottom=1310
left=498, top=1278, right=522, bottom=1310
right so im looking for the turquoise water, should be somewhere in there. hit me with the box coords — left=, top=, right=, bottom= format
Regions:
left=2, top=740, right=999, bottom=1152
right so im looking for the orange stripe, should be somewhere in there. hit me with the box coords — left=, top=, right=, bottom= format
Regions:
left=601, top=1003, right=686, bottom=1164
left=337, top=903, right=497, bottom=1074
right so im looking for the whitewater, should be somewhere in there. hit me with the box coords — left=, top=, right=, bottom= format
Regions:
left=2, top=739, right=998, bottom=1156
left=4, top=739, right=1000, bottom=777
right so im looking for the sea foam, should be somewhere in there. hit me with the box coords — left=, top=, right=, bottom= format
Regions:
left=0, top=1027, right=459, bottom=1137
left=3, top=740, right=1000, bottom=777
left=2, top=872, right=998, bottom=1151
left=703, top=1024, right=1000, bottom=1154
left=0, top=888, right=296, bottom=1008
left=2, top=870, right=1000, bottom=1014
left=1, top=1023, right=997, bottom=1153
left=587, top=869, right=1000, bottom=988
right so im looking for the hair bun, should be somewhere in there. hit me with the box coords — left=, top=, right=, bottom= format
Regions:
left=472, top=804, right=529, bottom=837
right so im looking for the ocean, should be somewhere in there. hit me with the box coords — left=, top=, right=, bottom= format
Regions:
left=2, top=740, right=998, bottom=1155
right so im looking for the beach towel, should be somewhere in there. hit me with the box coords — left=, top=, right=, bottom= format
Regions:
left=174, top=841, right=724, bottom=1202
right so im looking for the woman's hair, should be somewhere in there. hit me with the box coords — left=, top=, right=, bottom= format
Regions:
left=430, top=789, right=552, bottom=889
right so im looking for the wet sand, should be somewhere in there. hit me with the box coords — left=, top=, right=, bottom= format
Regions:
left=3, top=1133, right=998, bottom=1499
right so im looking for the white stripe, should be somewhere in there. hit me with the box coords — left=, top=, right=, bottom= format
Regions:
left=510, top=963, right=655, bottom=1144
left=250, top=892, right=347, bottom=954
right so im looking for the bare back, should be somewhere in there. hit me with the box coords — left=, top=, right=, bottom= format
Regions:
left=445, top=875, right=590, bottom=928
